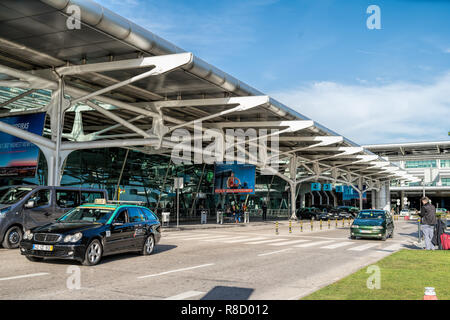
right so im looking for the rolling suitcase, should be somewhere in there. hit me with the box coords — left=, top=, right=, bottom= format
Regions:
left=440, top=233, right=450, bottom=250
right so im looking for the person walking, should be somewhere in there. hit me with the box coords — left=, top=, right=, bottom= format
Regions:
left=418, top=196, right=437, bottom=250
left=262, top=202, right=267, bottom=221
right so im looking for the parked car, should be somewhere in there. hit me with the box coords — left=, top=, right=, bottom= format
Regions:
left=350, top=209, right=394, bottom=241
left=20, top=202, right=161, bottom=266
left=337, top=206, right=359, bottom=219
left=298, top=207, right=322, bottom=220
left=0, top=185, right=107, bottom=249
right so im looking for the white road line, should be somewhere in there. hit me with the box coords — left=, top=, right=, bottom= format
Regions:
left=245, top=238, right=288, bottom=245
left=208, top=236, right=250, bottom=242
left=258, top=248, right=293, bottom=257
left=268, top=240, right=310, bottom=246
left=183, top=235, right=230, bottom=241
left=162, top=233, right=197, bottom=239
left=161, top=234, right=208, bottom=240
left=347, top=243, right=380, bottom=251
left=293, top=240, right=334, bottom=248
left=165, top=291, right=205, bottom=300
left=222, top=237, right=267, bottom=243
left=201, top=236, right=240, bottom=242
left=138, top=264, right=214, bottom=279
left=169, top=235, right=214, bottom=241
left=321, top=242, right=354, bottom=249
left=0, top=272, right=49, bottom=282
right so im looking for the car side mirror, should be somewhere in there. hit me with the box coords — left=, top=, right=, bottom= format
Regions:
left=24, top=200, right=35, bottom=209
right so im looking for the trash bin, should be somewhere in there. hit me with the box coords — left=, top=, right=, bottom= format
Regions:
left=244, top=211, right=249, bottom=224
left=216, top=210, right=223, bottom=224
left=201, top=210, right=208, bottom=224
left=162, top=211, right=170, bottom=227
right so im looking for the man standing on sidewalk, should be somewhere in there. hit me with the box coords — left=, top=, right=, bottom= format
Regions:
left=262, top=202, right=267, bottom=221
left=418, top=197, right=437, bottom=250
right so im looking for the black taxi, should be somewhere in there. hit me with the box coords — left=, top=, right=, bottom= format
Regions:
left=19, top=200, right=161, bottom=266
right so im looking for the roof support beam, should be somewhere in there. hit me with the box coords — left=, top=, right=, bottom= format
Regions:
left=70, top=53, right=193, bottom=105
left=85, top=101, right=152, bottom=138
left=56, top=53, right=193, bottom=75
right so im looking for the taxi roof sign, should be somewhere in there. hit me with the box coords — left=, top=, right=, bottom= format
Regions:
left=94, top=198, right=107, bottom=205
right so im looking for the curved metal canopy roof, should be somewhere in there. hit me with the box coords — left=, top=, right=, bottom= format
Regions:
left=0, top=0, right=418, bottom=186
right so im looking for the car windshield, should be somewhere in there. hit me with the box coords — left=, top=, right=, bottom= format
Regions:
left=58, top=207, right=115, bottom=224
left=0, top=187, right=33, bottom=205
left=357, top=211, right=385, bottom=219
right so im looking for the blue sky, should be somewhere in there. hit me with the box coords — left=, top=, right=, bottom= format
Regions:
left=97, top=0, right=450, bottom=144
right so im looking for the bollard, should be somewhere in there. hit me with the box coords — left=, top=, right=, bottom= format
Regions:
left=342, top=218, right=345, bottom=227
left=311, top=220, right=313, bottom=231
left=300, top=220, right=303, bottom=232
left=418, top=218, right=421, bottom=243
left=335, top=218, right=338, bottom=228
left=320, top=219, right=323, bottom=230
left=276, top=221, right=279, bottom=235
left=328, top=219, right=330, bottom=229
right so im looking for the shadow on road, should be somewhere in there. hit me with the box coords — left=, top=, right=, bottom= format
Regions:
left=201, top=286, right=254, bottom=300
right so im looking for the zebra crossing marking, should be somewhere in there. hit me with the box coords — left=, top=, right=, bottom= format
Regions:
left=321, top=242, right=353, bottom=249
left=245, top=238, right=289, bottom=245
left=222, top=237, right=267, bottom=243
left=292, top=240, right=334, bottom=248
left=169, top=234, right=214, bottom=241
left=202, top=236, right=248, bottom=242
left=347, top=243, right=380, bottom=251
left=268, top=239, right=311, bottom=246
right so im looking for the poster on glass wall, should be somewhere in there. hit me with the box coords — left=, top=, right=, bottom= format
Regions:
left=214, top=162, right=256, bottom=194
left=0, top=113, right=46, bottom=177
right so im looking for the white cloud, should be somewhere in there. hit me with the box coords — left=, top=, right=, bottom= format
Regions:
left=272, top=74, right=450, bottom=144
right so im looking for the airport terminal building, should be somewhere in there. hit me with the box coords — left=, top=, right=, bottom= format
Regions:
left=0, top=0, right=420, bottom=222
left=365, top=141, right=450, bottom=211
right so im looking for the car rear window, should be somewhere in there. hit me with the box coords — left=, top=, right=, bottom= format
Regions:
left=140, top=208, right=158, bottom=221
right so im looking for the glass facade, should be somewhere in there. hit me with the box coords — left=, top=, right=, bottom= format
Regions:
left=440, top=160, right=450, bottom=168
left=0, top=148, right=291, bottom=221
left=442, top=178, right=450, bottom=186
left=405, top=160, right=437, bottom=169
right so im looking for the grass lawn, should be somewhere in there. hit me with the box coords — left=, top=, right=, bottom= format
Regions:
left=302, top=249, right=450, bottom=300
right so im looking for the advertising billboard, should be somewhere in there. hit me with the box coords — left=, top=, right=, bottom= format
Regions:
left=214, top=162, right=256, bottom=194
left=311, top=183, right=321, bottom=191
left=342, top=185, right=367, bottom=200
left=0, top=113, right=46, bottom=177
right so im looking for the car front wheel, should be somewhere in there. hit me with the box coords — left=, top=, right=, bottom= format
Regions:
left=2, top=226, right=23, bottom=249
left=82, top=239, right=103, bottom=266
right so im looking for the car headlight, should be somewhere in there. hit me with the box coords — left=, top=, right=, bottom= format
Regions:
left=0, top=207, right=10, bottom=218
left=24, top=230, right=33, bottom=240
left=63, top=232, right=83, bottom=243
left=351, top=225, right=359, bottom=228
left=372, top=226, right=384, bottom=229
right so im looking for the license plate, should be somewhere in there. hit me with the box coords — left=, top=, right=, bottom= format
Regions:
left=32, top=244, right=53, bottom=251
left=360, top=230, right=372, bottom=233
